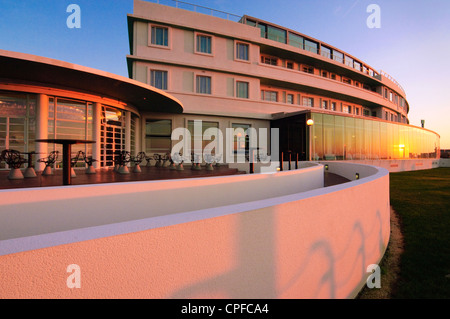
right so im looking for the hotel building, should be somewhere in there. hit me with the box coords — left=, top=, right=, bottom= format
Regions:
left=126, top=0, right=439, bottom=166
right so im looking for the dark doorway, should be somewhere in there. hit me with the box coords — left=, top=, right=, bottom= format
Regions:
left=271, top=112, right=308, bottom=161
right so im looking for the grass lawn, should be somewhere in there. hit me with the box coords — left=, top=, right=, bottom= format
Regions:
left=389, top=168, right=450, bottom=298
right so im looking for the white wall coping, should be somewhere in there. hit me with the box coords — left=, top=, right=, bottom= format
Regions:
left=0, top=162, right=388, bottom=256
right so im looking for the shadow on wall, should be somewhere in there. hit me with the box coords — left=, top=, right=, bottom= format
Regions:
left=169, top=202, right=388, bottom=299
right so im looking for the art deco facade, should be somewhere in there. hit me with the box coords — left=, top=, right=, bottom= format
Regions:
left=126, top=0, right=439, bottom=162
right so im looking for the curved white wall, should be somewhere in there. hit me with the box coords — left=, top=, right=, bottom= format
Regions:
left=0, top=162, right=390, bottom=299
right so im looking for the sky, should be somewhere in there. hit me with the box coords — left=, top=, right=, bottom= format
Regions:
left=0, top=0, right=449, bottom=148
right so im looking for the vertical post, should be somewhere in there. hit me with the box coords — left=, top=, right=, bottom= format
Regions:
left=63, top=143, right=72, bottom=185
left=249, top=148, right=254, bottom=174
left=35, top=94, right=49, bottom=171
left=288, top=151, right=291, bottom=170
left=92, top=102, right=102, bottom=169
left=296, top=153, right=299, bottom=169
left=280, top=152, right=283, bottom=171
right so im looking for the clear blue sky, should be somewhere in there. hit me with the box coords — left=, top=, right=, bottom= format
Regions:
left=1, top=0, right=449, bottom=148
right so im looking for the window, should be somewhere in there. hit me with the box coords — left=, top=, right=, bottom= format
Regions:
left=344, top=56, right=353, bottom=67
left=332, top=50, right=344, bottom=63
left=287, top=94, right=294, bottom=104
left=150, top=70, right=168, bottom=90
left=236, top=81, right=249, bottom=99
left=321, top=46, right=331, bottom=59
left=267, top=25, right=286, bottom=44
left=330, top=73, right=337, bottom=80
left=151, top=26, right=169, bottom=47
left=304, top=39, right=318, bottom=54
left=342, top=77, right=352, bottom=85
left=343, top=105, right=351, bottom=114
left=322, top=71, right=328, bottom=78
left=286, top=61, right=294, bottom=69
left=232, top=123, right=251, bottom=153
left=363, top=109, right=370, bottom=117
left=236, top=42, right=249, bottom=61
left=288, top=32, right=303, bottom=49
left=302, top=65, right=314, bottom=74
left=261, top=90, right=278, bottom=102
left=261, top=56, right=278, bottom=66
left=196, top=34, right=212, bottom=54
left=303, top=97, right=314, bottom=107
left=196, top=75, right=211, bottom=94
left=322, top=100, right=328, bottom=109
left=145, top=119, right=172, bottom=154
left=331, top=102, right=337, bottom=111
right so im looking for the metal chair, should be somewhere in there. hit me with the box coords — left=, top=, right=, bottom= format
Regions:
left=70, top=151, right=85, bottom=178
left=84, top=155, right=97, bottom=174
left=114, top=150, right=131, bottom=174
left=38, top=151, right=59, bottom=175
left=131, top=152, right=146, bottom=173
left=1, top=149, right=28, bottom=180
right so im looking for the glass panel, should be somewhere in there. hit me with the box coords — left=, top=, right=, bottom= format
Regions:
left=321, top=46, right=331, bottom=59
left=197, top=35, right=212, bottom=54
left=344, top=117, right=355, bottom=160
left=236, top=43, right=249, bottom=60
left=323, top=114, right=335, bottom=160
left=151, top=70, right=168, bottom=90
left=288, top=32, right=303, bottom=49
left=196, top=76, right=211, bottom=94
left=236, top=81, right=249, bottom=99
left=267, top=25, right=286, bottom=44
left=332, top=50, right=344, bottom=63
left=304, top=39, right=318, bottom=53
left=151, top=26, right=168, bottom=46
left=311, top=113, right=323, bottom=160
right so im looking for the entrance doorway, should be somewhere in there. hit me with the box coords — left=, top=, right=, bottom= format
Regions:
left=100, top=107, right=125, bottom=167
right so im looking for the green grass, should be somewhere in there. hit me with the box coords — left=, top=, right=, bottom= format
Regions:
left=389, top=168, right=450, bottom=299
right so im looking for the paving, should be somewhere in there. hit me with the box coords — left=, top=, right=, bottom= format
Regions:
left=0, top=165, right=350, bottom=190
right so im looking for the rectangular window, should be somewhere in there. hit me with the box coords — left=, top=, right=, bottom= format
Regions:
left=344, top=56, right=353, bottom=67
left=363, top=109, right=370, bottom=117
left=332, top=50, right=344, bottom=63
left=150, top=70, right=168, bottom=90
left=196, top=76, right=211, bottom=94
left=196, top=34, right=212, bottom=54
left=236, top=81, right=249, bottom=99
left=303, top=97, right=314, bottom=107
left=286, top=61, right=294, bottom=69
left=302, top=65, right=314, bottom=74
left=321, top=46, right=331, bottom=59
left=287, top=94, right=294, bottom=104
left=288, top=32, right=303, bottom=49
left=151, top=26, right=169, bottom=47
left=322, top=100, right=328, bottom=109
left=261, top=56, right=278, bottom=66
left=304, top=39, right=318, bottom=54
left=261, top=90, right=278, bottom=102
left=342, top=77, right=352, bottom=85
left=322, top=71, right=328, bottom=78
left=267, top=25, right=286, bottom=44
left=236, top=42, right=249, bottom=61
left=145, top=119, right=172, bottom=154
left=331, top=102, right=337, bottom=111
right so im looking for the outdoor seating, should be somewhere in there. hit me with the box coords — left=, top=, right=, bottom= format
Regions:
left=1, top=149, right=28, bottom=180
left=70, top=151, right=85, bottom=178
left=84, top=155, right=97, bottom=174
left=38, top=151, right=59, bottom=175
left=204, top=154, right=215, bottom=171
left=145, top=153, right=154, bottom=167
left=171, top=152, right=185, bottom=171
left=191, top=153, right=202, bottom=170
left=114, top=150, right=131, bottom=174
left=131, top=152, right=145, bottom=173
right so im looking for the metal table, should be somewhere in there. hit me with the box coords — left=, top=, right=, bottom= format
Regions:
left=36, top=139, right=95, bottom=185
